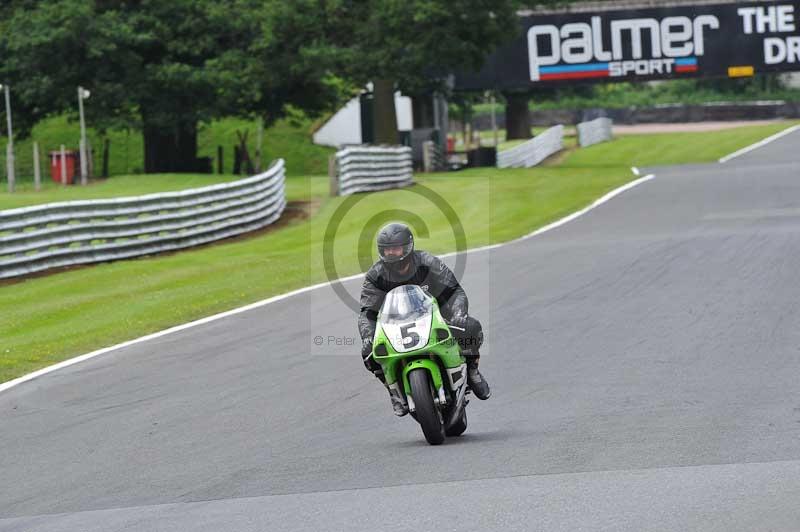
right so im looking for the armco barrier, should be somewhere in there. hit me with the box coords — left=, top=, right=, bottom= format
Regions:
left=335, top=145, right=413, bottom=195
left=497, top=125, right=564, bottom=168
left=577, top=117, right=613, bottom=147
left=0, top=160, right=287, bottom=280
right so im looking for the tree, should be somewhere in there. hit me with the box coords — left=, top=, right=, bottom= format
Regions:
left=0, top=0, right=343, bottom=173
left=268, top=0, right=524, bottom=144
left=504, top=92, right=532, bottom=140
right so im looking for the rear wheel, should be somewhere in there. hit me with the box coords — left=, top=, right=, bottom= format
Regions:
left=445, top=409, right=468, bottom=437
left=408, top=369, right=445, bottom=445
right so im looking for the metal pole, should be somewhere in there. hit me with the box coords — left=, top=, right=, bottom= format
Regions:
left=6, top=143, right=14, bottom=193
left=78, top=86, right=88, bottom=185
left=432, top=92, right=445, bottom=155
left=60, top=144, right=67, bottom=186
left=79, top=138, right=86, bottom=185
left=33, top=141, right=41, bottom=191
left=4, top=84, right=12, bottom=143
left=440, top=92, right=449, bottom=155
left=491, top=94, right=498, bottom=147
left=433, top=93, right=440, bottom=131
left=4, top=84, right=14, bottom=192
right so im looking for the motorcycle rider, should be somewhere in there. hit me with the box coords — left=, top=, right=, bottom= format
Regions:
left=358, top=222, right=491, bottom=416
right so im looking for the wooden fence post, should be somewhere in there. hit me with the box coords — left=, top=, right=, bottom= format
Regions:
left=60, top=145, right=67, bottom=186
left=33, top=141, right=41, bottom=190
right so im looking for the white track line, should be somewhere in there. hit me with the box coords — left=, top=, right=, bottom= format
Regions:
left=0, top=173, right=655, bottom=395
left=718, top=124, right=800, bottom=163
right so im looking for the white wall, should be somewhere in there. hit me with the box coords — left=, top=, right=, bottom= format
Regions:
left=395, top=93, right=413, bottom=131
left=313, top=92, right=414, bottom=148
left=312, top=98, right=362, bottom=148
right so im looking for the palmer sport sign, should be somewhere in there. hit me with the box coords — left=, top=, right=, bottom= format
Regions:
left=454, top=2, right=800, bottom=89
left=528, top=11, right=718, bottom=81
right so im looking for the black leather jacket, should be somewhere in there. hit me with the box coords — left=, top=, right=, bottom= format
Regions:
left=358, top=250, right=468, bottom=342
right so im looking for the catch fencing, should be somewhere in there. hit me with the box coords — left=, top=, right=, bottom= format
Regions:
left=496, top=125, right=564, bottom=168
left=577, top=117, right=613, bottom=147
left=0, top=160, right=287, bottom=280
left=334, top=145, right=413, bottom=195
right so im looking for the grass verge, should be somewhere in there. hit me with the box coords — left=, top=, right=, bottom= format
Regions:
left=0, top=166, right=631, bottom=383
left=0, top=121, right=793, bottom=383
left=565, top=121, right=800, bottom=168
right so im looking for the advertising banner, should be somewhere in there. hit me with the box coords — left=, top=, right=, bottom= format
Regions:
left=454, top=2, right=800, bottom=89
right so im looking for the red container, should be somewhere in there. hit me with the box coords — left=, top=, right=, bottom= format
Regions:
left=446, top=136, right=455, bottom=153
left=49, top=151, right=78, bottom=184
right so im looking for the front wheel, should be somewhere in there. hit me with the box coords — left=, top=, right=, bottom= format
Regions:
left=408, top=369, right=445, bottom=445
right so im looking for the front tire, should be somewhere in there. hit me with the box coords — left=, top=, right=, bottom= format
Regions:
left=408, top=369, right=445, bottom=445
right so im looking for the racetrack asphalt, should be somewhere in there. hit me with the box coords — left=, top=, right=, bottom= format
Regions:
left=2, top=130, right=800, bottom=531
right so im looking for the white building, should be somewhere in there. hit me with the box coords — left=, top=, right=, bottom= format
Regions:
left=313, top=92, right=413, bottom=148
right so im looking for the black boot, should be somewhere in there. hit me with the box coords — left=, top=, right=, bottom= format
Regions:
left=385, top=383, right=409, bottom=417
left=466, top=356, right=491, bottom=400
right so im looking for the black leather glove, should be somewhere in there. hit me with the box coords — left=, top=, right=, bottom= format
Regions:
left=447, top=314, right=468, bottom=330
left=361, top=339, right=381, bottom=373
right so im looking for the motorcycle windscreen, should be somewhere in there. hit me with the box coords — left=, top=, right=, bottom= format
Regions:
left=378, top=285, right=433, bottom=353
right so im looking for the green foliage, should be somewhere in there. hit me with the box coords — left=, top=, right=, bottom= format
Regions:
left=0, top=0, right=344, bottom=172
left=1, top=114, right=145, bottom=179
left=264, top=0, right=531, bottom=143
left=460, top=76, right=800, bottom=118
left=197, top=116, right=334, bottom=176
left=266, top=0, right=524, bottom=94
left=525, top=76, right=800, bottom=110
left=0, top=112, right=333, bottom=187
left=0, top=0, right=569, bottom=160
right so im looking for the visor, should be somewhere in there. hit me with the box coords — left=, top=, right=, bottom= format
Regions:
left=378, top=242, right=413, bottom=263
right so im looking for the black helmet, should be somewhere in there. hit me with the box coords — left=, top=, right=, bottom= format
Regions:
left=377, top=223, right=414, bottom=271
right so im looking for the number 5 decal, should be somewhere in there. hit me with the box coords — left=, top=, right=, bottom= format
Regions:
left=400, top=323, right=420, bottom=348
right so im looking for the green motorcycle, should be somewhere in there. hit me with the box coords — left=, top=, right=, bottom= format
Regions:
left=371, top=285, right=470, bottom=445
